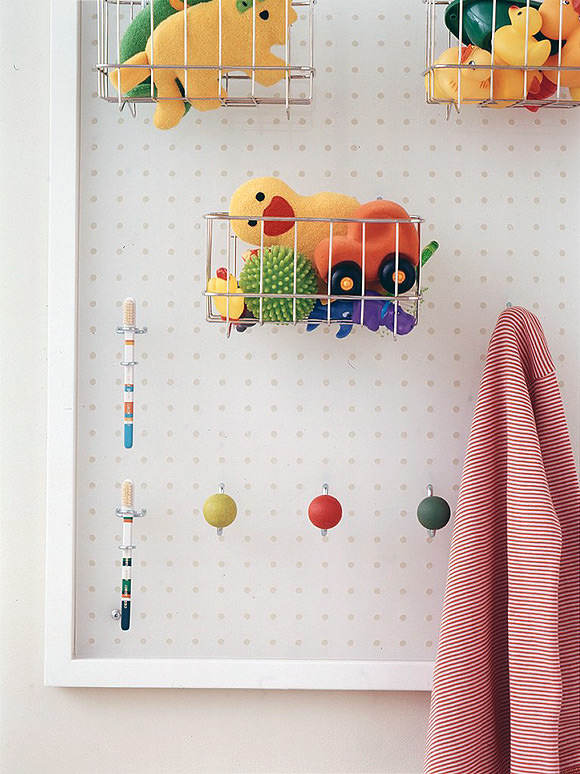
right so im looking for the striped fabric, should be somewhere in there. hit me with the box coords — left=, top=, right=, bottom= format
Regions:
left=425, top=307, right=580, bottom=774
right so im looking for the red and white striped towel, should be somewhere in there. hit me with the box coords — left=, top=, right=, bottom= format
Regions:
left=425, top=307, right=579, bottom=774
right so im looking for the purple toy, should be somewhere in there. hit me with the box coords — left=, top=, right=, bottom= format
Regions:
left=382, top=302, right=416, bottom=336
left=352, top=291, right=416, bottom=335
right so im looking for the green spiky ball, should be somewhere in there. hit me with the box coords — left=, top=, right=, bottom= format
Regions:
left=239, top=246, right=318, bottom=323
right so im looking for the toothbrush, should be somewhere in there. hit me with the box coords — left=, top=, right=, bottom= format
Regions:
left=121, top=298, right=136, bottom=449
left=119, top=479, right=136, bottom=632
left=114, top=479, right=146, bottom=632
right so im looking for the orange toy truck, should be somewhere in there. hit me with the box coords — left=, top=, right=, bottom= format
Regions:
left=313, top=200, right=420, bottom=296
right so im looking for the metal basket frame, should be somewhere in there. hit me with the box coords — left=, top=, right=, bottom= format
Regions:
left=204, top=212, right=426, bottom=339
left=424, top=0, right=580, bottom=111
left=96, top=0, right=315, bottom=114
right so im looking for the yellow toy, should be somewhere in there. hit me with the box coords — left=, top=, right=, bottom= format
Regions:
left=494, top=6, right=551, bottom=67
left=207, top=268, right=245, bottom=320
left=228, top=177, right=360, bottom=259
left=490, top=6, right=548, bottom=105
left=110, top=0, right=297, bottom=130
left=425, top=44, right=492, bottom=103
left=541, top=0, right=580, bottom=99
left=427, top=9, right=552, bottom=107
left=539, top=0, right=580, bottom=43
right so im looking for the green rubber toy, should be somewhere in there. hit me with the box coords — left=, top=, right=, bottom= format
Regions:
left=239, top=245, right=318, bottom=323
left=421, top=240, right=439, bottom=267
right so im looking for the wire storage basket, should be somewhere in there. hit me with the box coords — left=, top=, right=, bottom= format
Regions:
left=425, top=0, right=580, bottom=111
left=203, top=211, right=435, bottom=340
left=96, top=0, right=315, bottom=126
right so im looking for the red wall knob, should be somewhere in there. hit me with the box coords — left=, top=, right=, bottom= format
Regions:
left=308, top=494, right=343, bottom=531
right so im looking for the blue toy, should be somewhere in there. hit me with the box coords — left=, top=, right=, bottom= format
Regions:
left=306, top=300, right=354, bottom=339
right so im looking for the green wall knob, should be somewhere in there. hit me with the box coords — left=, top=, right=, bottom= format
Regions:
left=417, top=485, right=451, bottom=537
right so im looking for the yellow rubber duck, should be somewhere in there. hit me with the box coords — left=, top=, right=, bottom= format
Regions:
left=541, top=0, right=580, bottom=99
left=425, top=44, right=492, bottom=103
left=489, top=6, right=549, bottom=106
left=207, top=268, right=245, bottom=321
left=540, top=0, right=580, bottom=41
left=494, top=6, right=551, bottom=67
left=229, top=177, right=360, bottom=259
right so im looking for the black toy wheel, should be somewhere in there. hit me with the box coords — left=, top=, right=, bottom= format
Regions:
left=330, top=262, right=363, bottom=296
left=379, top=255, right=416, bottom=295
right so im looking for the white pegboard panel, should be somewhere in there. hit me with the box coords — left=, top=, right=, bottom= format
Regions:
left=74, top=0, right=580, bottom=665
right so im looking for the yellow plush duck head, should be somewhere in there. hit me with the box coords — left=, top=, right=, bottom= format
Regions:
left=494, top=5, right=551, bottom=66
left=229, top=177, right=360, bottom=258
left=229, top=177, right=299, bottom=247
left=426, top=45, right=492, bottom=102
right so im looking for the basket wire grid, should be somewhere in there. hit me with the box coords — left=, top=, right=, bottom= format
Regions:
left=204, top=213, right=425, bottom=340
left=96, top=0, right=315, bottom=115
left=425, top=0, right=580, bottom=112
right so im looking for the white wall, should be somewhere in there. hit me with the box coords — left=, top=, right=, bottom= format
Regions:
left=0, top=4, right=429, bottom=772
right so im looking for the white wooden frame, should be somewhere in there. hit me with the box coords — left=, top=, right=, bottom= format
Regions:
left=45, top=0, right=435, bottom=689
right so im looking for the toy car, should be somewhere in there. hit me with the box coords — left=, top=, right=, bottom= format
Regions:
left=313, top=200, right=420, bottom=296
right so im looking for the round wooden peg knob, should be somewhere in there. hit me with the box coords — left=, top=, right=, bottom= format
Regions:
left=203, top=484, right=237, bottom=535
left=308, top=485, right=343, bottom=536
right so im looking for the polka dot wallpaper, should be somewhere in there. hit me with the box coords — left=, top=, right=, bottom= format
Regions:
left=75, top=1, right=580, bottom=661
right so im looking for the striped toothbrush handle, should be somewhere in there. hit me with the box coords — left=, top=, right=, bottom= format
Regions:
left=120, top=479, right=134, bottom=631
left=123, top=338, right=134, bottom=449
left=123, top=298, right=135, bottom=449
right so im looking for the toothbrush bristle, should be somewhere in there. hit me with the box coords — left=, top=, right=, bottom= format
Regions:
left=122, top=479, right=134, bottom=508
left=123, top=298, right=136, bottom=327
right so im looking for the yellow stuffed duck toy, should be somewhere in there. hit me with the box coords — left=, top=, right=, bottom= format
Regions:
left=110, top=0, right=297, bottom=129
left=228, top=177, right=361, bottom=259
left=490, top=5, right=550, bottom=105
left=540, top=0, right=580, bottom=100
left=426, top=44, right=492, bottom=103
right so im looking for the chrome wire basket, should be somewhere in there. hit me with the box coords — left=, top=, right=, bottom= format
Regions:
left=425, top=0, right=580, bottom=112
left=203, top=212, right=432, bottom=340
left=96, top=0, right=315, bottom=117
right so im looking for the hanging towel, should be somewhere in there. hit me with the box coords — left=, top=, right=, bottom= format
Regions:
left=425, top=307, right=580, bottom=774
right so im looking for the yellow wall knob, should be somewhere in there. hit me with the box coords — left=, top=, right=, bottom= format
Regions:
left=203, top=493, right=237, bottom=530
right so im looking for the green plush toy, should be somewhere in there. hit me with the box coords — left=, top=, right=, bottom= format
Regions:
left=239, top=246, right=318, bottom=323
left=117, top=0, right=209, bottom=105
